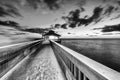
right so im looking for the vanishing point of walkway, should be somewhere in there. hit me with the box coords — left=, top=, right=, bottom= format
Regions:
left=1, top=41, right=65, bottom=80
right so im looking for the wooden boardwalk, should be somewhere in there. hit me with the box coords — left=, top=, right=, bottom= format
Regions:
left=1, top=40, right=120, bottom=80
left=0, top=41, right=65, bottom=80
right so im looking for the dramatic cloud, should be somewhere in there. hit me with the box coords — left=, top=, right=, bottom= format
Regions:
left=0, top=6, right=11, bottom=17
left=44, top=0, right=60, bottom=10
left=61, top=6, right=103, bottom=28
left=87, top=6, right=103, bottom=24
left=54, top=24, right=61, bottom=29
left=4, top=4, right=22, bottom=17
left=104, top=5, right=114, bottom=16
left=0, top=0, right=120, bottom=31
left=0, top=20, right=20, bottom=29
left=21, top=0, right=63, bottom=10
left=26, top=0, right=41, bottom=9
left=60, top=0, right=120, bottom=29
left=0, top=3, right=22, bottom=17
left=117, top=1, right=120, bottom=6
left=62, top=9, right=81, bottom=28
left=61, top=23, right=67, bottom=29
left=52, top=23, right=67, bottom=29
left=0, top=0, right=89, bottom=27
left=101, top=24, right=120, bottom=32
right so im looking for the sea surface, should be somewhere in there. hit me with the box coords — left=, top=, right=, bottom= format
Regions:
left=61, top=39, right=120, bottom=72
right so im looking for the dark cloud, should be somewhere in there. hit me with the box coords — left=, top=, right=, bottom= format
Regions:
left=101, top=24, right=120, bottom=32
left=77, top=0, right=86, bottom=7
left=78, top=6, right=103, bottom=25
left=24, top=0, right=78, bottom=10
left=68, top=32, right=71, bottom=34
left=5, top=4, right=22, bottom=17
left=0, top=0, right=86, bottom=15
left=53, top=23, right=68, bottom=29
left=0, top=20, right=21, bottom=29
left=22, top=0, right=86, bottom=11
left=0, top=6, right=11, bottom=17
left=44, top=0, right=61, bottom=10
left=54, top=24, right=61, bottom=28
left=91, top=6, right=103, bottom=22
left=26, top=0, right=41, bottom=9
left=94, top=23, right=120, bottom=33
left=69, top=23, right=77, bottom=28
left=104, top=5, right=114, bottom=17
left=62, top=9, right=81, bottom=28
left=61, top=23, right=67, bottom=29
left=117, top=1, right=120, bottom=6
left=23, top=28, right=48, bottom=34
left=62, top=6, right=103, bottom=28
left=0, top=3, right=22, bottom=17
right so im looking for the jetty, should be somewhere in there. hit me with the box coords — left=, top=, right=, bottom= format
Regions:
left=0, top=39, right=120, bottom=80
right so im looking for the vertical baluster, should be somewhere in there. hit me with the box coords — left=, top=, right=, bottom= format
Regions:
left=76, top=68, right=81, bottom=80
left=78, top=71, right=81, bottom=80
left=76, top=70, right=82, bottom=80
left=68, top=60, right=70, bottom=70
left=70, top=62, right=74, bottom=75
left=68, top=59, right=70, bottom=69
left=80, top=71, right=84, bottom=80
left=74, top=66, right=77, bottom=78
left=83, top=75, right=89, bottom=80
left=65, top=57, right=69, bottom=68
left=70, top=62, right=72, bottom=71
left=76, top=70, right=80, bottom=80
left=72, top=64, right=74, bottom=75
left=76, top=67, right=79, bottom=80
left=69, top=61, right=71, bottom=71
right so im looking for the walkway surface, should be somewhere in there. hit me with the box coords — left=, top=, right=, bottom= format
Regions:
left=1, top=41, right=65, bottom=80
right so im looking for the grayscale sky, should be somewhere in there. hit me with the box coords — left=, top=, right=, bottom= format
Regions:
left=0, top=0, right=104, bottom=27
left=0, top=0, right=120, bottom=37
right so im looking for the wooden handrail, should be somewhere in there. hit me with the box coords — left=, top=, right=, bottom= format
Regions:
left=0, top=40, right=43, bottom=78
left=0, top=40, right=43, bottom=52
left=0, top=40, right=43, bottom=58
left=50, top=40, right=120, bottom=80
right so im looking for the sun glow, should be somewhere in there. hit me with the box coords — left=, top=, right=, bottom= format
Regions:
left=49, top=36, right=58, bottom=40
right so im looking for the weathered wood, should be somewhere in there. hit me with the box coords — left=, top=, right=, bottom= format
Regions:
left=50, top=40, right=120, bottom=80
left=0, top=40, right=42, bottom=78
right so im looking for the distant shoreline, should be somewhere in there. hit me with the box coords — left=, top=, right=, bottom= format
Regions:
left=60, top=38, right=120, bottom=40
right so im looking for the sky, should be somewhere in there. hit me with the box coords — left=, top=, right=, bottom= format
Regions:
left=0, top=0, right=120, bottom=37
left=0, top=0, right=83, bottom=27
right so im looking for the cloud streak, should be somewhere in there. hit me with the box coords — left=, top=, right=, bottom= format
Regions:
left=0, top=3, right=22, bottom=18
left=0, top=0, right=87, bottom=18
left=0, top=6, right=11, bottom=17
left=44, top=0, right=60, bottom=10
left=101, top=24, right=120, bottom=32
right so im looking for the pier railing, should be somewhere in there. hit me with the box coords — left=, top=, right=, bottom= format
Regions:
left=50, top=40, right=120, bottom=80
left=0, top=40, right=43, bottom=78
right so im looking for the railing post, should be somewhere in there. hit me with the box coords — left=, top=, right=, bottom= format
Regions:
left=83, top=76, right=89, bottom=80
left=72, top=64, right=74, bottom=75
left=80, top=71, right=84, bottom=80
left=76, top=68, right=83, bottom=80
left=70, top=62, right=72, bottom=71
left=74, top=66, right=77, bottom=78
left=50, top=40, right=120, bottom=80
left=68, top=60, right=71, bottom=69
left=76, top=67, right=79, bottom=80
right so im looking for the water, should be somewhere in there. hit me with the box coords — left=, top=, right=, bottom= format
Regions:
left=61, top=39, right=120, bottom=72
